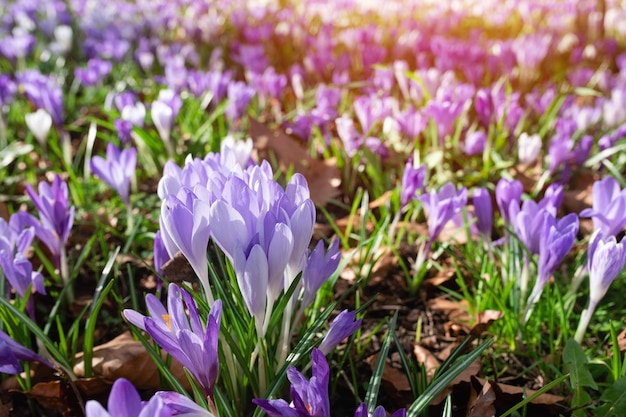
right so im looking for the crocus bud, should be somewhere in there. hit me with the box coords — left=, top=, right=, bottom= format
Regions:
left=473, top=187, right=492, bottom=239
left=25, top=109, right=52, bottom=147
left=318, top=310, right=361, bottom=355
left=495, top=178, right=523, bottom=225
left=518, top=132, right=542, bottom=164
left=463, top=131, right=487, bottom=156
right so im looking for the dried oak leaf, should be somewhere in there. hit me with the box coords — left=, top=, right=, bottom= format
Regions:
left=73, top=331, right=191, bottom=391
left=24, top=381, right=72, bottom=416
left=413, top=344, right=440, bottom=382
left=161, top=251, right=196, bottom=283
left=467, top=376, right=496, bottom=417
left=249, top=118, right=341, bottom=206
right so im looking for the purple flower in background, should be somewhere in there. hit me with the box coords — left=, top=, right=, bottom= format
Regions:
left=153, top=230, right=170, bottom=277
left=463, top=131, right=487, bottom=156
left=25, top=174, right=74, bottom=264
left=473, top=187, right=492, bottom=239
left=318, top=310, right=361, bottom=355
left=301, top=239, right=341, bottom=309
left=0, top=74, right=17, bottom=107
left=0, top=328, right=53, bottom=374
left=85, top=378, right=172, bottom=417
left=0, top=235, right=45, bottom=297
left=91, top=143, right=137, bottom=206
left=495, top=178, right=523, bottom=225
left=75, top=58, right=112, bottom=87
left=225, top=81, right=255, bottom=122
left=475, top=88, right=494, bottom=127
left=400, top=159, right=426, bottom=209
left=527, top=213, right=579, bottom=308
left=17, top=70, right=64, bottom=127
left=580, top=177, right=626, bottom=237
left=336, top=114, right=362, bottom=157
left=354, top=403, right=406, bottom=417
left=253, top=348, right=330, bottom=417
left=123, top=284, right=222, bottom=401
left=511, top=200, right=549, bottom=256
left=418, top=182, right=468, bottom=246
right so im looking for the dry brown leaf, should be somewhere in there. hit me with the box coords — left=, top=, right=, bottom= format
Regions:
left=73, top=332, right=191, bottom=390
left=617, top=327, right=626, bottom=352
left=475, top=377, right=565, bottom=405
left=161, top=251, right=196, bottom=283
left=431, top=359, right=482, bottom=404
left=365, top=354, right=411, bottom=392
left=249, top=118, right=341, bottom=206
left=24, top=381, right=71, bottom=415
left=467, top=376, right=496, bottom=417
left=469, top=310, right=504, bottom=337
left=413, top=344, right=441, bottom=382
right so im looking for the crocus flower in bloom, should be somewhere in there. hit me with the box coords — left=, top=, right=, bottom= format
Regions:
left=318, top=310, right=361, bottom=355
left=123, top=284, right=222, bottom=401
left=0, top=328, right=53, bottom=374
left=526, top=213, right=579, bottom=312
left=85, top=378, right=172, bottom=417
left=24, top=174, right=74, bottom=264
left=580, top=177, right=626, bottom=237
left=253, top=348, right=330, bottom=417
left=91, top=143, right=137, bottom=206
left=400, top=158, right=426, bottom=209
left=575, top=231, right=626, bottom=342
left=225, top=81, right=255, bottom=122
left=354, top=403, right=406, bottom=417
left=473, top=187, right=492, bottom=239
left=418, top=182, right=468, bottom=250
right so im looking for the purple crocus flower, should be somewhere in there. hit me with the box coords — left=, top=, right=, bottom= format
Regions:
left=253, top=348, right=330, bottom=417
left=354, top=403, right=406, bottom=417
left=400, top=159, right=426, bottom=209
left=123, top=284, right=222, bottom=401
left=495, top=178, right=523, bottom=225
left=301, top=239, right=341, bottom=309
left=85, top=378, right=173, bottom=417
left=153, top=391, right=214, bottom=417
left=526, top=213, right=579, bottom=308
left=580, top=177, right=626, bottom=237
left=575, top=231, right=626, bottom=342
left=473, top=187, right=492, bottom=239
left=159, top=192, right=212, bottom=304
left=17, top=70, right=64, bottom=127
left=24, top=174, right=74, bottom=264
left=91, top=143, right=137, bottom=206
left=0, top=328, right=53, bottom=374
left=418, top=182, right=468, bottom=248
left=318, top=310, right=361, bottom=355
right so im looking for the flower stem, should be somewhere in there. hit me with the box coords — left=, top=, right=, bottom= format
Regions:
left=60, top=246, right=74, bottom=304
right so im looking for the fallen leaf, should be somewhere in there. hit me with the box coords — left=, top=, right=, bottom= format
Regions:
left=73, top=332, right=191, bottom=390
left=470, top=310, right=504, bottom=337
left=24, top=381, right=72, bottom=415
left=413, top=344, right=440, bottom=382
left=161, top=251, right=196, bottom=283
left=366, top=354, right=411, bottom=392
left=249, top=118, right=341, bottom=206
left=467, top=376, right=496, bottom=417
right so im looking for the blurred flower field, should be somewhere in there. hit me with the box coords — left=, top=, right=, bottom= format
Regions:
left=2, top=0, right=626, bottom=416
